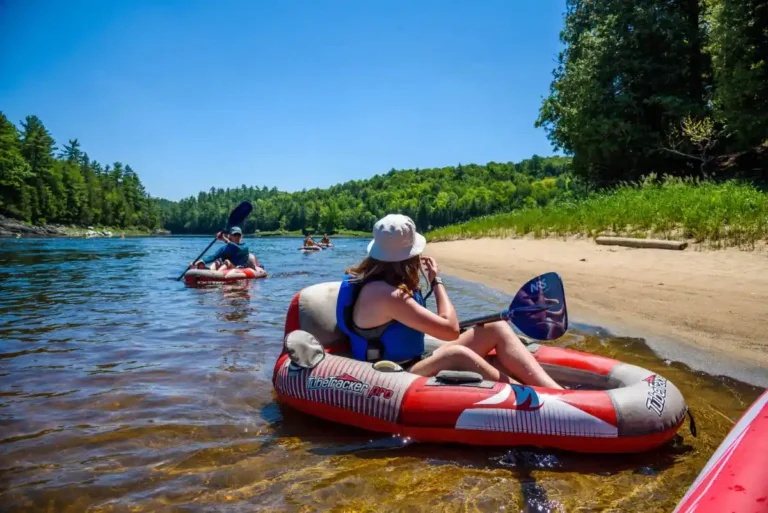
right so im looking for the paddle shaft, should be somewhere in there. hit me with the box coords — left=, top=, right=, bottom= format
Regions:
left=459, top=310, right=508, bottom=329
left=177, top=237, right=218, bottom=280
left=459, top=303, right=555, bottom=329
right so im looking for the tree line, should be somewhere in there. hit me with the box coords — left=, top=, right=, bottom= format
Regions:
left=0, top=113, right=161, bottom=229
left=537, top=0, right=768, bottom=185
left=0, top=111, right=571, bottom=235
left=160, top=156, right=572, bottom=234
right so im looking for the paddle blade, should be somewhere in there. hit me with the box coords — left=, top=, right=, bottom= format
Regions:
left=227, top=201, right=253, bottom=230
left=509, top=272, right=568, bottom=340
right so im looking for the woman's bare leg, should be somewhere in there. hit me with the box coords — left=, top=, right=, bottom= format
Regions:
left=453, top=321, right=562, bottom=389
left=409, top=344, right=519, bottom=383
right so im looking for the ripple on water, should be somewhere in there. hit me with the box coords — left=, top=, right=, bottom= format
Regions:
left=0, top=236, right=763, bottom=512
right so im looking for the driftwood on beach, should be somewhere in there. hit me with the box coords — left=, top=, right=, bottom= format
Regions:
left=595, top=236, right=688, bottom=250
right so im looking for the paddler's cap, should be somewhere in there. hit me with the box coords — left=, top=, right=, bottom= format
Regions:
left=230, top=227, right=242, bottom=235
left=367, top=214, right=426, bottom=262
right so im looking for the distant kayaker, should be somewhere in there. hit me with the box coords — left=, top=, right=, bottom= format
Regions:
left=189, top=227, right=259, bottom=271
left=320, top=234, right=332, bottom=245
left=336, top=214, right=561, bottom=388
left=303, top=236, right=317, bottom=247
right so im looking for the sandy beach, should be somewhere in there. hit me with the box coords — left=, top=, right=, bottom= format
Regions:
left=428, top=238, right=768, bottom=383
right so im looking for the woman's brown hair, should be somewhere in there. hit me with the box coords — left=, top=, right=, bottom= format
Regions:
left=345, top=256, right=421, bottom=296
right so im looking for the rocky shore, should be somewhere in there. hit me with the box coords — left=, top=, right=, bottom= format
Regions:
left=0, top=215, right=169, bottom=238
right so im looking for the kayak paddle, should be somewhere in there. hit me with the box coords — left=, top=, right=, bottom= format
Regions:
left=177, top=201, right=253, bottom=281
left=458, top=272, right=568, bottom=341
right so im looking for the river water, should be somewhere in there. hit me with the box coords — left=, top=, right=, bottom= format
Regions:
left=0, top=237, right=763, bottom=512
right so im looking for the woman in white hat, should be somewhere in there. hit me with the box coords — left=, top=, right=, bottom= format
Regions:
left=335, top=214, right=561, bottom=388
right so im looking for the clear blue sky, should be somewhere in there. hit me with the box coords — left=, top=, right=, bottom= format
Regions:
left=0, top=0, right=565, bottom=201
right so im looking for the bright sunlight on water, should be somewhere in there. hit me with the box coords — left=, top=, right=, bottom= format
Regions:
left=0, top=237, right=763, bottom=512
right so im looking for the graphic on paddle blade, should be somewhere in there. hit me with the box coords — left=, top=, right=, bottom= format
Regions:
left=510, top=272, right=568, bottom=341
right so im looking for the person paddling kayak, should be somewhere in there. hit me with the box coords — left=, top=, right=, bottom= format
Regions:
left=320, top=234, right=332, bottom=245
left=189, top=227, right=258, bottom=271
left=303, top=236, right=318, bottom=247
left=337, top=214, right=561, bottom=387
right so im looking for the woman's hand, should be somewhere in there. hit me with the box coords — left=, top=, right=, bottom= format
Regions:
left=216, top=231, right=226, bottom=241
left=422, top=256, right=440, bottom=283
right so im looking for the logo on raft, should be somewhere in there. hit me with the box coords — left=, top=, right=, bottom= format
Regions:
left=306, top=373, right=394, bottom=399
left=644, top=374, right=668, bottom=417
left=510, top=384, right=544, bottom=411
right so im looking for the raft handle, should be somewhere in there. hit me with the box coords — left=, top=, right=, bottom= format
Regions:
left=435, top=370, right=483, bottom=384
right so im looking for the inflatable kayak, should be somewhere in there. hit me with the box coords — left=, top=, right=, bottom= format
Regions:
left=184, top=266, right=267, bottom=284
left=674, top=389, right=768, bottom=512
left=299, top=246, right=322, bottom=252
left=273, top=282, right=690, bottom=453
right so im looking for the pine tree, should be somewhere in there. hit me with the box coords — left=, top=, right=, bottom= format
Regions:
left=0, top=112, right=33, bottom=218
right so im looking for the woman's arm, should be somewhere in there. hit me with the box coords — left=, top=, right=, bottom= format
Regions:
left=384, top=257, right=460, bottom=341
left=386, top=290, right=460, bottom=341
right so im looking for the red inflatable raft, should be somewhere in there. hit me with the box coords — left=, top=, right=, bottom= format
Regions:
left=184, top=266, right=266, bottom=284
left=674, top=389, right=768, bottom=512
left=272, top=282, right=689, bottom=453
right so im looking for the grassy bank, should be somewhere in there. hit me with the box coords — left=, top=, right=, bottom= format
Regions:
left=428, top=176, right=768, bottom=248
left=252, top=229, right=369, bottom=238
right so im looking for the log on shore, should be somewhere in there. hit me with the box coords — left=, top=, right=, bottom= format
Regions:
left=595, top=236, right=688, bottom=250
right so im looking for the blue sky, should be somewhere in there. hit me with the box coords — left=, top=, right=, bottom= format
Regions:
left=1, top=0, right=565, bottom=201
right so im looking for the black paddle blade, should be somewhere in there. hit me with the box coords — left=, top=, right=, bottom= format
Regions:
left=227, top=201, right=253, bottom=230
left=509, top=272, right=568, bottom=341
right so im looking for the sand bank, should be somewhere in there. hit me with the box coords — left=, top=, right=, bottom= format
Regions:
left=428, top=238, right=768, bottom=386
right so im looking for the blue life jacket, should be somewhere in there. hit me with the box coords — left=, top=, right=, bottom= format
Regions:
left=203, top=241, right=250, bottom=267
left=336, top=275, right=426, bottom=363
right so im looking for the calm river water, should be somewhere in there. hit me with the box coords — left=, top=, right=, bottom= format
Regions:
left=0, top=237, right=763, bottom=512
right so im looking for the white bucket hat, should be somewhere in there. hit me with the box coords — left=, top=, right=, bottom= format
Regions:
left=367, top=214, right=427, bottom=262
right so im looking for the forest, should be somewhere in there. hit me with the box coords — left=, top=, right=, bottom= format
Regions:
left=0, top=113, right=161, bottom=229
left=159, top=157, right=572, bottom=234
left=0, top=110, right=570, bottom=235
left=537, top=0, right=767, bottom=185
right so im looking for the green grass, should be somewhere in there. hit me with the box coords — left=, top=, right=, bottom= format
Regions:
left=427, top=175, right=768, bottom=249
left=252, top=229, right=370, bottom=238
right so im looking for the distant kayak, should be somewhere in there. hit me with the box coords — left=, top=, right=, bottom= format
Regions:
left=299, top=246, right=322, bottom=252
left=184, top=266, right=267, bottom=284
left=674, top=389, right=768, bottom=512
left=318, top=243, right=333, bottom=248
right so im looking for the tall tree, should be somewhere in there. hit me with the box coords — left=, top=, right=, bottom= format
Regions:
left=59, top=138, right=82, bottom=162
left=537, top=0, right=711, bottom=184
left=19, top=115, right=58, bottom=222
left=706, top=0, right=768, bottom=152
left=0, top=112, right=33, bottom=218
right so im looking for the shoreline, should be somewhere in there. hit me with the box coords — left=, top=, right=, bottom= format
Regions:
left=0, top=215, right=166, bottom=239
left=428, top=238, right=768, bottom=388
